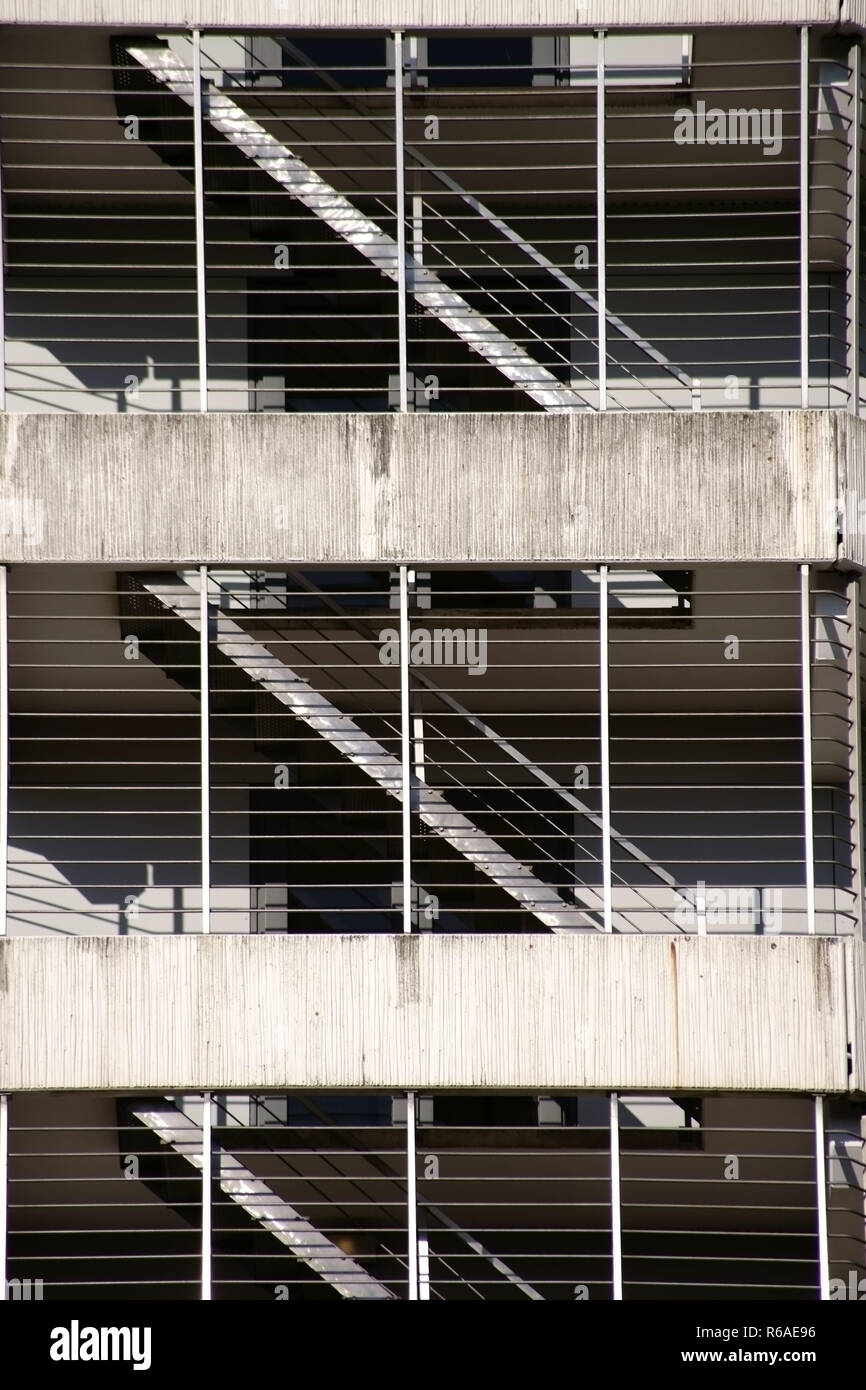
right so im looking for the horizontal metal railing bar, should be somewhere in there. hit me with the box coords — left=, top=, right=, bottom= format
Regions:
left=15, top=1226, right=393, bottom=1239
left=252, top=1228, right=604, bottom=1240
left=0, top=52, right=808, bottom=70
left=198, top=622, right=800, bottom=633
left=4, top=1279, right=204, bottom=1289
left=420, top=1252, right=812, bottom=1266
left=10, top=1121, right=812, bottom=1134
left=619, top=1230, right=818, bottom=1240
left=207, top=817, right=811, bottom=828
left=6, top=587, right=800, bottom=598
left=8, top=1178, right=204, bottom=1189
left=413, top=1125, right=812, bottom=1136
left=620, top=1279, right=817, bottom=1291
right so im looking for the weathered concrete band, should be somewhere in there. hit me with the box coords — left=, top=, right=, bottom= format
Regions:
left=0, top=409, right=849, bottom=566
left=0, top=3, right=854, bottom=32
left=0, top=934, right=860, bottom=1094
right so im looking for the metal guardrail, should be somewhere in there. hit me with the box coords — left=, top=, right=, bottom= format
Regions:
left=6, top=1094, right=203, bottom=1298
left=621, top=1101, right=820, bottom=1298
left=3, top=1090, right=860, bottom=1301
left=5, top=571, right=202, bottom=936
left=2, top=562, right=860, bottom=936
left=0, top=24, right=861, bottom=414
left=827, top=1115, right=866, bottom=1293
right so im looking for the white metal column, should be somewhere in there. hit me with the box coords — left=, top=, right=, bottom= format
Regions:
left=400, top=565, right=412, bottom=932
left=0, top=565, right=7, bottom=943
left=610, top=1092, right=623, bottom=1300
left=600, top=565, right=612, bottom=932
left=848, top=41, right=861, bottom=415
left=201, top=1091, right=212, bottom=1300
left=394, top=31, right=409, bottom=413
left=801, top=564, right=816, bottom=933
left=0, top=1094, right=7, bottom=1301
left=596, top=31, right=607, bottom=411
left=200, top=566, right=210, bottom=935
left=406, top=1090, right=419, bottom=1300
left=814, top=1094, right=830, bottom=1299
left=192, top=29, right=208, bottom=413
left=800, top=26, right=810, bottom=409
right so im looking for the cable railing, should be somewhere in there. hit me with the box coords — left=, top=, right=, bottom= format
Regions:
left=7, top=1094, right=203, bottom=1298
left=826, top=1109, right=866, bottom=1295
left=620, top=1098, right=821, bottom=1299
left=6, top=569, right=202, bottom=936
left=4, top=1089, right=856, bottom=1301
left=0, top=25, right=862, bottom=415
left=2, top=561, right=860, bottom=937
left=810, top=576, right=858, bottom=933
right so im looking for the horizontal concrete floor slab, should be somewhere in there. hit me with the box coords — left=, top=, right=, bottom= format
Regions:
left=0, top=933, right=861, bottom=1094
left=0, top=409, right=846, bottom=566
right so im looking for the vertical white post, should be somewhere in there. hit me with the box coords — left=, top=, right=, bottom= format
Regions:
left=696, top=879, right=707, bottom=936
left=814, top=1094, right=830, bottom=1299
left=596, top=31, right=607, bottom=411
left=200, top=566, right=210, bottom=935
left=400, top=565, right=412, bottom=933
left=0, top=1094, right=7, bottom=1301
left=849, top=42, right=861, bottom=415
left=800, top=26, right=810, bottom=409
left=412, top=196, right=424, bottom=268
left=201, top=1091, right=212, bottom=1300
left=192, top=29, right=208, bottom=413
left=397, top=29, right=414, bottom=934
left=406, top=1090, right=418, bottom=1300
left=0, top=566, right=7, bottom=943
left=801, top=564, right=816, bottom=934
left=394, top=31, right=409, bottom=414
left=600, top=565, right=612, bottom=932
left=610, top=1092, right=623, bottom=1300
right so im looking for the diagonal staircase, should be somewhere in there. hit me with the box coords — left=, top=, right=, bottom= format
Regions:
left=132, top=1100, right=397, bottom=1298
left=143, top=571, right=599, bottom=930
left=126, top=41, right=592, bottom=413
